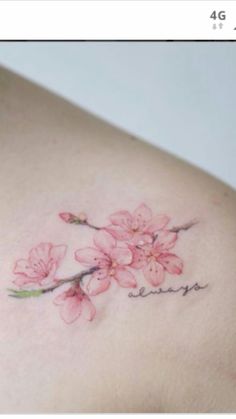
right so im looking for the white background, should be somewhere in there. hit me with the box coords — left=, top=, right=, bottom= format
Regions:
left=0, top=41, right=235, bottom=188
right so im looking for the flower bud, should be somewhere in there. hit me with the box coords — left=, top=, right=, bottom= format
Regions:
left=78, top=212, right=87, bottom=222
left=59, top=212, right=77, bottom=223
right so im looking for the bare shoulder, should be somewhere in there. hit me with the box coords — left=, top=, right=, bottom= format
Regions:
left=0, top=67, right=236, bottom=413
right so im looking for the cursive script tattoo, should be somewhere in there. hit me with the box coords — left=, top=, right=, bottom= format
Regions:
left=8, top=203, right=199, bottom=325
left=128, top=282, right=208, bottom=298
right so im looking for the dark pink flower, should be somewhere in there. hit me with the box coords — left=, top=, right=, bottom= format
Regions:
left=105, top=203, right=169, bottom=244
left=13, top=242, right=67, bottom=287
left=75, top=230, right=137, bottom=296
left=54, top=284, right=96, bottom=324
left=131, top=230, right=183, bottom=286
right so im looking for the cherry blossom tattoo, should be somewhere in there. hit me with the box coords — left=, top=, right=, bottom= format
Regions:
left=8, top=204, right=203, bottom=325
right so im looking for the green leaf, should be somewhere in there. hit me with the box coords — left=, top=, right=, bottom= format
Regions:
left=7, top=288, right=43, bottom=298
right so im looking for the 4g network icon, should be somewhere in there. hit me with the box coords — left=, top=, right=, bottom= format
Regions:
left=210, top=10, right=226, bottom=30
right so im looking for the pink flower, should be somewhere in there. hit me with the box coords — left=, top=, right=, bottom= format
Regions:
left=131, top=230, right=183, bottom=286
left=54, top=284, right=96, bottom=324
left=105, top=203, right=169, bottom=244
left=13, top=242, right=67, bottom=287
left=75, top=230, right=137, bottom=296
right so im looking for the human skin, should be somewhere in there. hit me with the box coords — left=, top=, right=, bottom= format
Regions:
left=0, top=66, right=236, bottom=413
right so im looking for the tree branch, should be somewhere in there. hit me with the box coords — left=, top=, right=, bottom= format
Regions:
left=8, top=267, right=99, bottom=298
left=169, top=219, right=198, bottom=233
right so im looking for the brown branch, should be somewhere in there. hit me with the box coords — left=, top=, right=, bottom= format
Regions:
left=80, top=219, right=199, bottom=234
left=8, top=267, right=99, bottom=299
left=169, top=219, right=198, bottom=233
left=42, top=266, right=99, bottom=294
left=77, top=220, right=101, bottom=231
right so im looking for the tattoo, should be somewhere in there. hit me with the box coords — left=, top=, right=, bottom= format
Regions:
left=128, top=282, right=208, bottom=298
left=8, top=203, right=200, bottom=325
left=169, top=219, right=198, bottom=233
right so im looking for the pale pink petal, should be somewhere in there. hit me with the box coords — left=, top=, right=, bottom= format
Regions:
left=129, top=246, right=146, bottom=269
left=110, top=247, right=133, bottom=266
left=13, top=275, right=37, bottom=287
left=60, top=296, right=82, bottom=324
left=89, top=268, right=108, bottom=281
left=143, top=260, right=165, bottom=286
left=14, top=259, right=40, bottom=278
left=132, top=232, right=153, bottom=245
left=105, top=225, right=133, bottom=241
left=49, top=245, right=67, bottom=265
left=133, top=204, right=152, bottom=228
left=54, top=291, right=68, bottom=305
left=145, top=214, right=170, bottom=234
left=154, top=230, right=177, bottom=252
left=29, top=243, right=52, bottom=265
left=93, top=230, right=116, bottom=255
left=82, top=298, right=96, bottom=321
left=109, top=210, right=132, bottom=228
left=86, top=270, right=111, bottom=296
left=75, top=247, right=108, bottom=267
left=115, top=268, right=137, bottom=288
left=158, top=253, right=183, bottom=275
left=42, top=262, right=58, bottom=285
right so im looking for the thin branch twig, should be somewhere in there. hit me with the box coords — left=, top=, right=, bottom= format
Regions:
left=8, top=267, right=99, bottom=298
left=169, top=219, right=198, bottom=233
left=42, top=266, right=99, bottom=294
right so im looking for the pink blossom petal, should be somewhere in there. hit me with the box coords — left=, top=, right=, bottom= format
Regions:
left=133, top=204, right=152, bottom=228
left=14, top=259, right=40, bottom=278
left=42, top=262, right=58, bottom=285
left=109, top=210, right=132, bottom=228
left=13, top=275, right=37, bottom=287
left=105, top=225, right=133, bottom=241
left=93, top=230, right=116, bottom=255
left=145, top=214, right=170, bottom=234
left=129, top=246, right=146, bottom=269
left=29, top=243, right=52, bottom=266
left=86, top=270, right=111, bottom=296
left=75, top=247, right=108, bottom=267
left=60, top=296, right=82, bottom=324
left=158, top=253, right=183, bottom=275
left=54, top=291, right=68, bottom=305
left=143, top=260, right=165, bottom=286
left=82, top=298, right=96, bottom=321
left=154, top=230, right=177, bottom=252
left=132, top=232, right=153, bottom=245
left=49, top=245, right=67, bottom=265
left=115, top=268, right=137, bottom=288
left=110, top=247, right=133, bottom=266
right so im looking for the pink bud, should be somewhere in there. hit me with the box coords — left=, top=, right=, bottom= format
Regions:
left=59, top=212, right=77, bottom=223
left=78, top=212, right=87, bottom=222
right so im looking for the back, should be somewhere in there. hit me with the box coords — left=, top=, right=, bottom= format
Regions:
left=0, top=67, right=236, bottom=413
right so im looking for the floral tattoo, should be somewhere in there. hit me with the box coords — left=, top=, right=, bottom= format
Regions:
left=8, top=204, right=200, bottom=325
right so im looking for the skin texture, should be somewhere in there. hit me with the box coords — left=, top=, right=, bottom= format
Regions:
left=0, top=66, right=236, bottom=413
